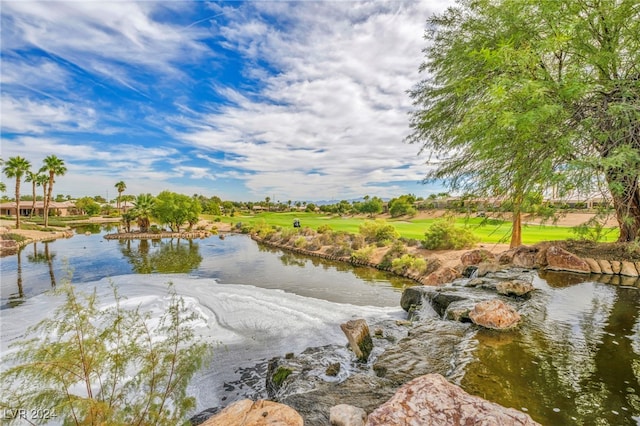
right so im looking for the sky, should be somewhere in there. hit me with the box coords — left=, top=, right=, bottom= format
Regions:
left=1, top=0, right=452, bottom=203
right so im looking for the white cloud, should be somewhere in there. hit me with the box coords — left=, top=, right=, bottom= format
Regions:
left=178, top=1, right=441, bottom=199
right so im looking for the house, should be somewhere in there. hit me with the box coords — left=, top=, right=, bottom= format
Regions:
left=0, top=200, right=77, bottom=217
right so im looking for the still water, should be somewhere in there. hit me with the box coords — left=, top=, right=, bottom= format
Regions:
left=2, top=227, right=640, bottom=425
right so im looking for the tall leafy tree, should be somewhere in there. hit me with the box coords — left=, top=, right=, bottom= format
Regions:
left=2, top=156, right=31, bottom=229
left=114, top=180, right=126, bottom=211
left=153, top=191, right=202, bottom=232
left=408, top=0, right=640, bottom=245
left=40, top=155, right=67, bottom=227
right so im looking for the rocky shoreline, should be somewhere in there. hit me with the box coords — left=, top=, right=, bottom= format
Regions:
left=192, top=230, right=640, bottom=425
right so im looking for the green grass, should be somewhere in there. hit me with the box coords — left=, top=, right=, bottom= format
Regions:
left=206, top=211, right=619, bottom=245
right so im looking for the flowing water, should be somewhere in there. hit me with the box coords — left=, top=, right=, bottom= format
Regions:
left=1, top=228, right=640, bottom=425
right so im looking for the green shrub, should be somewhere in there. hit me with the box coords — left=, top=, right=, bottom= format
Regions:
left=391, top=254, right=427, bottom=274
left=317, top=224, right=333, bottom=234
left=0, top=282, right=210, bottom=425
left=423, top=220, right=478, bottom=250
left=294, top=236, right=307, bottom=248
left=351, top=245, right=375, bottom=263
left=379, top=241, right=408, bottom=269
left=2, top=233, right=26, bottom=243
left=359, top=220, right=399, bottom=244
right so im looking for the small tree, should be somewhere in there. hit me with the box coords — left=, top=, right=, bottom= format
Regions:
left=2, top=156, right=31, bottom=229
left=75, top=196, right=101, bottom=216
left=153, top=191, right=202, bottom=232
left=0, top=282, right=210, bottom=425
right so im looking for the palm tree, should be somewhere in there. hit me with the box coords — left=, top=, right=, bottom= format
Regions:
left=40, top=155, right=67, bottom=227
left=3, top=156, right=32, bottom=229
left=24, top=171, right=40, bottom=218
left=132, top=193, right=155, bottom=233
left=36, top=173, right=49, bottom=217
left=115, top=180, right=126, bottom=211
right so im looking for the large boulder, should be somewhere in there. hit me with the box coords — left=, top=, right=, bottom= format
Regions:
left=620, top=261, right=639, bottom=277
left=366, top=374, right=540, bottom=426
left=545, top=245, right=590, bottom=274
left=461, top=249, right=496, bottom=266
left=201, top=399, right=303, bottom=426
left=340, top=319, right=373, bottom=362
left=421, top=267, right=461, bottom=286
left=469, top=299, right=521, bottom=330
left=373, top=320, right=472, bottom=384
left=496, top=279, right=534, bottom=297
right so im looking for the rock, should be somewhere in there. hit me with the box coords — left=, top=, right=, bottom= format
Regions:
left=611, top=260, right=622, bottom=274
left=200, top=399, right=303, bottom=426
left=545, top=245, right=590, bottom=274
left=427, top=291, right=467, bottom=317
left=340, top=319, right=373, bottom=362
left=400, top=286, right=431, bottom=311
left=496, top=279, right=534, bottom=297
left=280, top=373, right=396, bottom=426
left=469, top=299, right=521, bottom=330
left=621, top=261, right=639, bottom=277
left=365, top=374, right=540, bottom=426
left=511, top=246, right=538, bottom=269
left=461, top=249, right=496, bottom=266
left=422, top=267, right=461, bottom=286
left=476, top=260, right=501, bottom=277
left=373, top=320, right=472, bottom=384
left=583, top=257, right=601, bottom=274
left=462, top=265, right=478, bottom=278
left=598, top=259, right=614, bottom=274
left=330, top=404, right=367, bottom=426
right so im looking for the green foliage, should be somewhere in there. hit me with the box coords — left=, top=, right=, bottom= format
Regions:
left=388, top=194, right=417, bottom=217
left=351, top=245, right=375, bottom=263
left=359, top=220, right=400, bottom=244
left=0, top=282, right=210, bottom=425
left=317, top=224, right=333, bottom=234
left=391, top=254, right=427, bottom=275
left=153, top=191, right=202, bottom=233
left=379, top=241, right=408, bottom=270
left=294, top=236, right=307, bottom=248
left=1, top=233, right=27, bottom=242
left=75, top=196, right=101, bottom=216
left=358, top=196, right=384, bottom=217
left=272, top=367, right=292, bottom=387
left=423, top=220, right=479, bottom=250
left=407, top=0, right=640, bottom=244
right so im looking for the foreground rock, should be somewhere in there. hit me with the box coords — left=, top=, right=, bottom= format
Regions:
left=545, top=245, right=590, bottom=274
left=340, top=319, right=373, bottom=362
left=469, top=299, right=521, bottom=330
left=201, top=399, right=303, bottom=426
left=330, top=404, right=367, bottom=426
left=366, top=374, right=540, bottom=426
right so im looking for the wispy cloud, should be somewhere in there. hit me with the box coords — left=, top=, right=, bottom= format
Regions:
left=1, top=1, right=451, bottom=201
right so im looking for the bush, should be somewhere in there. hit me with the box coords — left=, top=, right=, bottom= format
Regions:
left=351, top=245, right=375, bottom=263
left=294, top=236, right=307, bottom=248
left=0, top=282, right=211, bottom=425
left=359, top=220, right=399, bottom=244
left=317, top=224, right=333, bottom=234
left=391, top=254, right=427, bottom=275
left=422, top=220, right=478, bottom=250
left=379, top=241, right=408, bottom=269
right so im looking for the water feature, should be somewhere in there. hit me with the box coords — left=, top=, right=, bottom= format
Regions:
left=2, top=228, right=640, bottom=425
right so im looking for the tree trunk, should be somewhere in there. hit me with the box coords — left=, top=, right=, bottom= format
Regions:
left=606, top=170, right=640, bottom=242
left=510, top=210, right=522, bottom=248
left=14, top=177, right=21, bottom=229
left=44, top=172, right=54, bottom=228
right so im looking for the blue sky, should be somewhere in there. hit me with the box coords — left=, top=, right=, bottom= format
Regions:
left=1, top=1, right=450, bottom=202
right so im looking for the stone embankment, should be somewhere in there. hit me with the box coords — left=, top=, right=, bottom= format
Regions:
left=0, top=225, right=74, bottom=256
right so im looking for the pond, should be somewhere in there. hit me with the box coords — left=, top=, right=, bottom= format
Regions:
left=1, top=228, right=640, bottom=425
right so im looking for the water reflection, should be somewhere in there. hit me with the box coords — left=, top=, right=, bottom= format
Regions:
left=119, top=238, right=203, bottom=273
left=462, top=275, right=640, bottom=425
